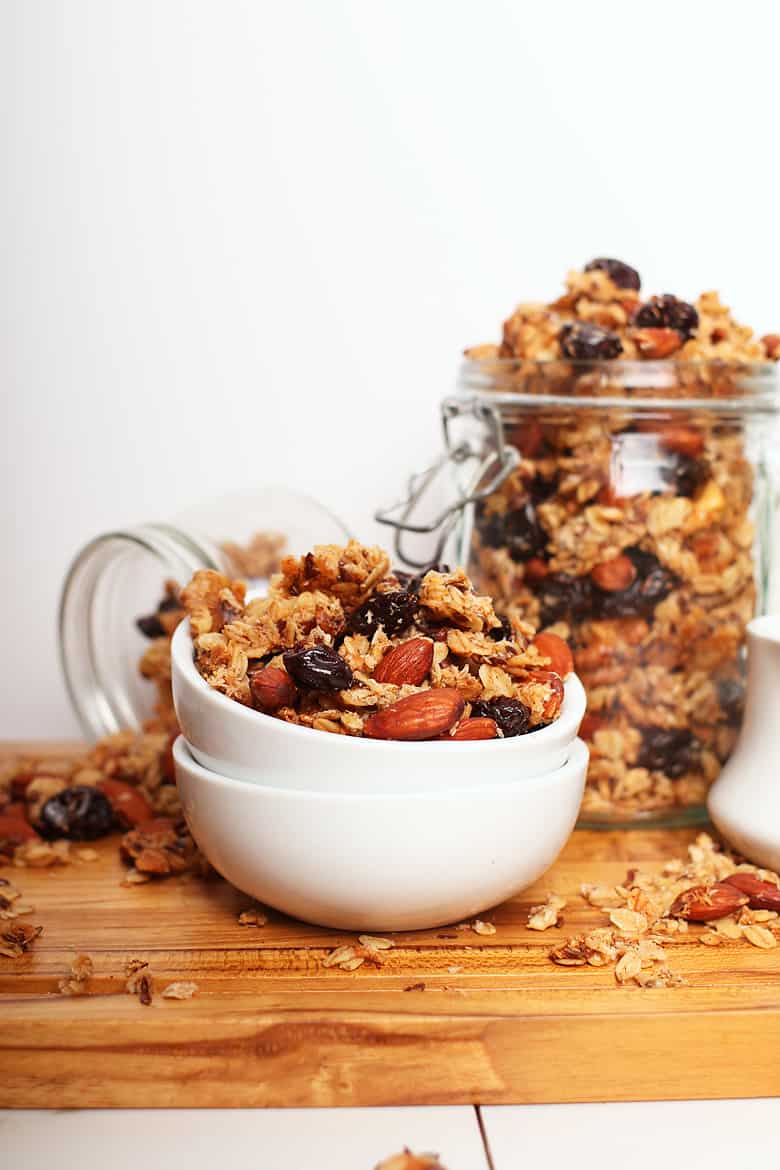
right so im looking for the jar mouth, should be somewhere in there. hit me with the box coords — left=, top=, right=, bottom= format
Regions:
left=458, top=356, right=779, bottom=413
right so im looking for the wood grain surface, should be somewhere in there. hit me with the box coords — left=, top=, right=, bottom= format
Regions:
left=2, top=742, right=780, bottom=1107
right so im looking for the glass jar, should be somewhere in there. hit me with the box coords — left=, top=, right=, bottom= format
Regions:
left=377, top=359, right=779, bottom=826
left=59, top=488, right=349, bottom=740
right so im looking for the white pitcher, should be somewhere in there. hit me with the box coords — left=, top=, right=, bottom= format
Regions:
left=708, top=615, right=780, bottom=869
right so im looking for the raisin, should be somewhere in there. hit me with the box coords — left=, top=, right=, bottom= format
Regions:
left=634, top=294, right=698, bottom=339
left=136, top=588, right=182, bottom=639
left=537, top=573, right=595, bottom=626
left=347, top=589, right=419, bottom=637
left=559, top=321, right=623, bottom=361
left=474, top=505, right=506, bottom=550
left=718, top=677, right=745, bottom=725
left=636, top=727, right=695, bottom=779
left=595, top=548, right=676, bottom=619
left=664, top=454, right=709, bottom=498
left=584, top=258, right=641, bottom=291
left=39, top=786, right=116, bottom=840
left=471, top=697, right=530, bottom=738
left=282, top=645, right=353, bottom=692
left=489, top=614, right=514, bottom=642
left=504, top=502, right=547, bottom=563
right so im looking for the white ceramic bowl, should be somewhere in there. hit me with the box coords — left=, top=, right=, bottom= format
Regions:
left=174, top=735, right=589, bottom=931
left=171, top=619, right=587, bottom=793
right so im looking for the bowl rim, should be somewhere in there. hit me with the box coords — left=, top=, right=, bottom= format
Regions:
left=173, top=733, right=589, bottom=803
left=172, top=618, right=586, bottom=755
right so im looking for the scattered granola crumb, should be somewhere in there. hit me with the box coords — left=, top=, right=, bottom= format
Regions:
left=0, top=920, right=43, bottom=958
left=358, top=934, right=394, bottom=951
left=446, top=965, right=462, bottom=975
left=161, top=980, right=199, bottom=999
left=58, top=953, right=94, bottom=996
left=472, top=919, right=496, bottom=936
left=403, top=982, right=426, bottom=992
left=527, top=893, right=566, bottom=931
left=76, top=848, right=99, bottom=862
left=125, top=958, right=153, bottom=1004
left=238, top=907, right=268, bottom=927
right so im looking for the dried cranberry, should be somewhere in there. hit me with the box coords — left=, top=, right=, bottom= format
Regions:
left=636, top=727, right=695, bottom=778
left=489, top=614, right=514, bottom=643
left=584, top=258, right=641, bottom=291
left=282, top=645, right=353, bottom=692
left=559, top=321, right=623, bottom=361
left=39, top=786, right=116, bottom=840
left=664, top=454, right=709, bottom=498
left=634, top=295, right=698, bottom=339
left=718, top=677, right=745, bottom=725
left=347, top=589, right=419, bottom=637
left=595, top=548, right=676, bottom=619
left=471, top=697, right=530, bottom=738
left=537, top=573, right=595, bottom=626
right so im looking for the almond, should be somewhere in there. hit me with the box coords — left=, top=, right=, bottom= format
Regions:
left=633, top=327, right=683, bottom=359
left=590, top=554, right=637, bottom=593
left=249, top=665, right=297, bottom=713
left=0, top=813, right=39, bottom=847
left=523, top=669, right=564, bottom=720
left=669, top=881, right=749, bottom=922
left=761, top=333, right=780, bottom=360
left=531, top=632, right=574, bottom=678
left=438, top=717, right=498, bottom=741
left=658, top=424, right=705, bottom=458
left=364, top=688, right=465, bottom=741
left=97, top=779, right=153, bottom=829
left=723, top=872, right=780, bottom=912
left=524, top=557, right=550, bottom=584
left=373, top=637, right=434, bottom=686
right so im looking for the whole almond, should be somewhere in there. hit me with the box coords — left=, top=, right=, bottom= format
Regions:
left=524, top=557, right=550, bottom=584
left=723, top=872, right=780, bottom=912
left=658, top=424, right=705, bottom=458
left=761, top=333, right=780, bottom=360
left=97, top=779, right=153, bottom=829
left=670, top=881, right=749, bottom=922
left=531, top=632, right=574, bottom=678
left=373, top=638, right=434, bottom=686
left=364, top=689, right=465, bottom=741
left=438, top=717, right=498, bottom=742
left=633, top=327, right=683, bottom=359
left=591, top=554, right=637, bottom=593
left=249, top=665, right=297, bottom=713
left=523, top=669, right=565, bottom=720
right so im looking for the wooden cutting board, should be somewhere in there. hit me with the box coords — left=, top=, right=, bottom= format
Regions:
left=2, top=742, right=780, bottom=1108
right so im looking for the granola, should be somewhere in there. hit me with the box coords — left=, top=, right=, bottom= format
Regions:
left=465, top=259, right=778, bottom=819
left=182, top=540, right=570, bottom=741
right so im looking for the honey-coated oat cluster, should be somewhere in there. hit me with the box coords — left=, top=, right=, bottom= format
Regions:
left=465, top=258, right=779, bottom=819
left=182, top=539, right=572, bottom=741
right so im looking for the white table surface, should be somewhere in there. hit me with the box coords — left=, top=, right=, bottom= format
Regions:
left=3, top=1101, right=779, bottom=1170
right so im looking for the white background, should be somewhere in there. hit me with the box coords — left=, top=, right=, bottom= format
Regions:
left=2, top=0, right=779, bottom=738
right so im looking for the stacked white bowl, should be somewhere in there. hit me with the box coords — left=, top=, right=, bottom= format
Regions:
left=171, top=620, right=589, bottom=930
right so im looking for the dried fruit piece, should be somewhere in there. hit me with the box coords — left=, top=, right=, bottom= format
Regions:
left=595, top=548, right=676, bottom=619
left=97, top=779, right=153, bottom=830
left=282, top=645, right=353, bottom=692
left=39, top=786, right=115, bottom=841
left=658, top=425, right=705, bottom=458
left=373, top=638, right=434, bottom=686
left=559, top=321, right=623, bottom=360
left=634, top=294, right=699, bottom=338
left=531, top=633, right=573, bottom=678
left=664, top=454, right=709, bottom=498
left=633, top=327, right=683, bottom=359
left=538, top=572, right=595, bottom=626
left=723, top=872, right=780, bottom=912
left=438, top=717, right=498, bottom=741
left=503, top=502, right=547, bottom=563
left=524, top=557, right=550, bottom=585
left=488, top=614, right=514, bottom=643
left=590, top=554, right=637, bottom=593
left=636, top=727, right=694, bottom=779
left=471, top=696, right=530, bottom=738
left=0, top=814, right=39, bottom=853
left=248, top=665, right=297, bottom=712
left=761, top=333, right=780, bottom=360
left=670, top=882, right=749, bottom=922
left=347, top=589, right=418, bottom=637
left=364, top=689, right=465, bottom=741
left=584, top=257, right=641, bottom=291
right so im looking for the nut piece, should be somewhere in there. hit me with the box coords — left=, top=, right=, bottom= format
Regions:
left=364, top=689, right=465, bottom=741
left=658, top=425, right=705, bottom=458
left=632, top=327, right=684, bottom=358
left=249, top=665, right=297, bottom=712
left=531, top=632, right=574, bottom=678
left=761, top=333, right=780, bottom=360
left=670, top=881, right=749, bottom=922
left=438, top=717, right=498, bottom=741
left=723, top=872, right=780, bottom=911
left=373, top=638, right=434, bottom=686
left=590, top=554, right=638, bottom=593
left=97, top=779, right=152, bottom=829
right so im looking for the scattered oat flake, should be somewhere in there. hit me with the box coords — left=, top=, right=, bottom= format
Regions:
left=742, top=924, right=777, bottom=949
left=238, top=908, right=268, bottom=927
left=527, top=894, right=566, bottom=931
left=615, top=948, right=642, bottom=983
left=322, top=945, right=356, bottom=969
left=340, top=956, right=365, bottom=971
left=76, top=848, right=99, bottom=862
left=121, top=868, right=150, bottom=886
left=162, top=981, right=199, bottom=999
left=714, top=916, right=742, bottom=939
left=447, top=965, right=462, bottom=975
left=699, top=932, right=722, bottom=946
left=609, top=908, right=648, bottom=934
left=472, top=920, right=496, bottom=936
left=358, top=934, right=393, bottom=951
left=58, top=953, right=94, bottom=996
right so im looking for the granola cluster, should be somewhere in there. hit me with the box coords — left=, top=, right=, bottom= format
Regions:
left=182, top=539, right=571, bottom=740
left=465, top=259, right=778, bottom=819
left=548, top=833, right=780, bottom=986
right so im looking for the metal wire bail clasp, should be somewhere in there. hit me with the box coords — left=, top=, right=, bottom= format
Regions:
left=374, top=396, right=520, bottom=568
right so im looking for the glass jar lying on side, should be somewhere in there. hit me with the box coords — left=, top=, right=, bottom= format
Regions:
left=378, top=360, right=779, bottom=826
left=59, top=488, right=349, bottom=740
